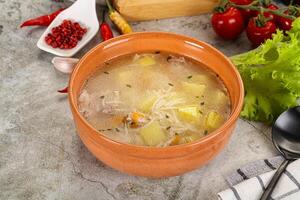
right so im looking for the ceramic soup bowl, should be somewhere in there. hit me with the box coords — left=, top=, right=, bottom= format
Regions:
left=69, top=32, right=244, bottom=177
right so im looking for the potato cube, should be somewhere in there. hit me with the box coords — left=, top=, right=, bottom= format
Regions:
left=204, top=111, right=224, bottom=131
left=177, top=105, right=201, bottom=123
left=182, top=82, right=206, bottom=96
left=213, top=90, right=229, bottom=106
left=190, top=74, right=216, bottom=85
left=137, top=56, right=156, bottom=67
left=140, top=121, right=167, bottom=146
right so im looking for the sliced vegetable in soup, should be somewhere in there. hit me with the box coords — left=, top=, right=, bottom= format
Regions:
left=78, top=53, right=231, bottom=147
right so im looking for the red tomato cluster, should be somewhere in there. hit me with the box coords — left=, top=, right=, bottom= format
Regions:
left=211, top=0, right=296, bottom=46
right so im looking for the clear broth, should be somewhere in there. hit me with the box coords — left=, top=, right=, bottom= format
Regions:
left=78, top=52, right=231, bottom=147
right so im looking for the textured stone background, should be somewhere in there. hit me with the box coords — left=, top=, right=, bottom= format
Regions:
left=0, top=0, right=278, bottom=199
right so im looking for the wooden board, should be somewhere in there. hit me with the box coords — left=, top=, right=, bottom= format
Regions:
left=114, top=0, right=219, bottom=21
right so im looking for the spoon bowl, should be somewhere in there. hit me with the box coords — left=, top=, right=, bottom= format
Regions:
left=272, top=106, right=300, bottom=158
left=273, top=106, right=300, bottom=139
left=273, top=129, right=300, bottom=158
left=37, top=0, right=99, bottom=57
left=260, top=106, right=300, bottom=200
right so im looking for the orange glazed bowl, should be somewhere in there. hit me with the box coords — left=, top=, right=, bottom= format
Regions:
left=68, top=32, right=244, bottom=178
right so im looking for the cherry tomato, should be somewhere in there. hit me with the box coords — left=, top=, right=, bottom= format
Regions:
left=241, top=9, right=257, bottom=23
left=211, top=7, right=245, bottom=40
left=246, top=17, right=277, bottom=47
left=254, top=4, right=279, bottom=22
left=277, top=10, right=294, bottom=31
left=264, top=4, right=279, bottom=22
left=230, top=0, right=255, bottom=22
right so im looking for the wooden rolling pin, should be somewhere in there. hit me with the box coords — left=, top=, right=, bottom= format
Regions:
left=113, top=0, right=219, bottom=21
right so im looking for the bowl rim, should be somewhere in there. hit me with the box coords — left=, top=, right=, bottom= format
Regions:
left=69, top=31, right=244, bottom=153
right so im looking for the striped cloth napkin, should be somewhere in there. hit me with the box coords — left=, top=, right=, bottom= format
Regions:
left=218, top=156, right=300, bottom=200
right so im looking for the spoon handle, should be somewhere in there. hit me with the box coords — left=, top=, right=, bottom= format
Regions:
left=260, top=159, right=291, bottom=200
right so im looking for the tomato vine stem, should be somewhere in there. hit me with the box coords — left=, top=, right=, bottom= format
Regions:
left=217, top=0, right=297, bottom=20
left=233, top=4, right=296, bottom=19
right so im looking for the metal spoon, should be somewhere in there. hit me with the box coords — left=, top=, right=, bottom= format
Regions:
left=260, top=106, right=300, bottom=200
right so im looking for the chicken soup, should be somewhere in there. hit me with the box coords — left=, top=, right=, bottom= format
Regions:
left=78, top=53, right=231, bottom=147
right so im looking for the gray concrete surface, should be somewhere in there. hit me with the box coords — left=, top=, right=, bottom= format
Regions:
left=0, top=0, right=278, bottom=199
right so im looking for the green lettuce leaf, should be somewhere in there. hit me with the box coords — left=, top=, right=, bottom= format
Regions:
left=231, top=18, right=300, bottom=123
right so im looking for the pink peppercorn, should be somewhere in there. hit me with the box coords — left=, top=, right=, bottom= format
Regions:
left=45, top=19, right=87, bottom=49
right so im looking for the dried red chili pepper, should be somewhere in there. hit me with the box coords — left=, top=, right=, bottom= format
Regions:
left=100, top=9, right=113, bottom=41
left=57, top=86, right=68, bottom=93
left=20, top=8, right=64, bottom=28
